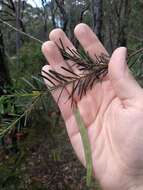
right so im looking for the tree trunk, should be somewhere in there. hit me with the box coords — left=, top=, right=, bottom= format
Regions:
left=55, top=0, right=68, bottom=33
left=92, top=0, right=103, bottom=41
left=50, top=0, right=56, bottom=29
left=16, top=0, right=21, bottom=67
left=104, top=0, right=131, bottom=52
left=116, top=0, right=130, bottom=47
left=0, top=29, right=11, bottom=94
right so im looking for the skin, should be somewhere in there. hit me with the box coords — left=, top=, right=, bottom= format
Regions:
left=41, top=23, right=143, bottom=190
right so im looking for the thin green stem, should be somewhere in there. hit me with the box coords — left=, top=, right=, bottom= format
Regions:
left=0, top=18, right=43, bottom=44
left=74, top=108, right=93, bottom=186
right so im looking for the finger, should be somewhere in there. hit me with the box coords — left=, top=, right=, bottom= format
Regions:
left=42, top=65, right=86, bottom=166
left=109, top=47, right=143, bottom=107
left=42, top=65, right=70, bottom=120
left=74, top=23, right=108, bottom=58
left=41, top=64, right=77, bottom=138
left=42, top=41, right=69, bottom=73
left=49, top=28, right=80, bottom=74
left=49, top=28, right=75, bottom=51
left=41, top=39, right=91, bottom=166
left=42, top=41, right=79, bottom=102
left=42, top=41, right=77, bottom=97
left=41, top=42, right=80, bottom=138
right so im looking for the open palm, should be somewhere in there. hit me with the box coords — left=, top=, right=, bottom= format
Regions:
left=42, top=24, right=143, bottom=190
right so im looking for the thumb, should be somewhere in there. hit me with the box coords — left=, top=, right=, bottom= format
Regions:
left=109, top=47, right=143, bottom=104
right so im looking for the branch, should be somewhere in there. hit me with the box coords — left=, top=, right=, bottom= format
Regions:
left=0, top=10, right=15, bottom=17
left=9, top=0, right=16, bottom=12
left=0, top=2, right=13, bottom=10
left=55, top=0, right=68, bottom=32
left=0, top=18, right=43, bottom=44
left=79, top=4, right=89, bottom=22
left=128, top=48, right=143, bottom=62
left=1, top=18, right=15, bottom=22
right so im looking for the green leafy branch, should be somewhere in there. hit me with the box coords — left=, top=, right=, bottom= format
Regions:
left=0, top=89, right=48, bottom=137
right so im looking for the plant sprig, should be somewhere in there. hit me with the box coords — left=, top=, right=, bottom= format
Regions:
left=41, top=39, right=110, bottom=105
left=40, top=40, right=110, bottom=186
left=0, top=90, right=47, bottom=137
left=40, top=39, right=143, bottom=187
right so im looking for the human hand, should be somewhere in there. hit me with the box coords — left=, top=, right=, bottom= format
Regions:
left=42, top=23, right=143, bottom=190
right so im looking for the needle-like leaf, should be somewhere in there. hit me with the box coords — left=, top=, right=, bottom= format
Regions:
left=41, top=39, right=109, bottom=104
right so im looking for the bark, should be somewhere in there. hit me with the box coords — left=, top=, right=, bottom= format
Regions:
left=41, top=0, right=56, bottom=38
left=92, top=0, right=103, bottom=41
left=41, top=0, right=48, bottom=39
left=15, top=0, right=21, bottom=67
left=79, top=4, right=90, bottom=23
left=0, top=29, right=11, bottom=94
left=115, top=0, right=130, bottom=46
left=105, top=0, right=131, bottom=52
left=55, top=0, right=68, bottom=32
left=1, top=0, right=25, bottom=32
left=49, top=0, right=56, bottom=28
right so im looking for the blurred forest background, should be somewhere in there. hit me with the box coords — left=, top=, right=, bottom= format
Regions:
left=0, top=0, right=143, bottom=189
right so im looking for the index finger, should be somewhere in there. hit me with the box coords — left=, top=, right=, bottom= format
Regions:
left=74, top=23, right=109, bottom=58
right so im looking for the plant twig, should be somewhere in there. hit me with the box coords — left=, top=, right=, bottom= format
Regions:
left=0, top=18, right=43, bottom=44
left=0, top=90, right=47, bottom=137
left=128, top=47, right=143, bottom=63
left=42, top=39, right=109, bottom=105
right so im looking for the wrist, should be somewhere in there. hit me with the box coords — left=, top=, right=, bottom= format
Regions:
left=127, top=177, right=143, bottom=190
left=101, top=175, right=143, bottom=190
left=129, top=187, right=143, bottom=190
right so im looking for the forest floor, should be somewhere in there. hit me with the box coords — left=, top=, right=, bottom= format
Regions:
left=0, top=112, right=101, bottom=190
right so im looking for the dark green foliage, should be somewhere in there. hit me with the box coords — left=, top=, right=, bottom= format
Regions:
left=9, top=42, right=45, bottom=89
left=0, top=40, right=48, bottom=137
left=0, top=30, right=11, bottom=94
